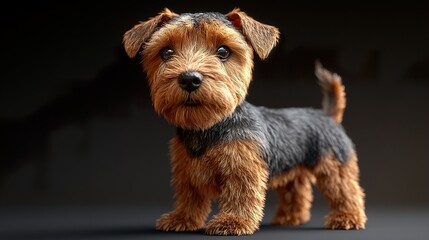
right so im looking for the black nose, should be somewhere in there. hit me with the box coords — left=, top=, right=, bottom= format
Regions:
left=178, top=71, right=203, bottom=92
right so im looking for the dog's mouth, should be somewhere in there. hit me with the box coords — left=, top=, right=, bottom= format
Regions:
left=183, top=96, right=200, bottom=106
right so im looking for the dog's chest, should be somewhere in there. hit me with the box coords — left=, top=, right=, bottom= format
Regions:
left=176, top=104, right=263, bottom=158
left=177, top=128, right=223, bottom=157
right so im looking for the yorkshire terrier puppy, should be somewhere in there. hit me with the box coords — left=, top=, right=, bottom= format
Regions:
left=123, top=8, right=366, bottom=235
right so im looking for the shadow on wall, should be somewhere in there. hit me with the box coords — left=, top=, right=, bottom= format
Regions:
left=0, top=48, right=151, bottom=192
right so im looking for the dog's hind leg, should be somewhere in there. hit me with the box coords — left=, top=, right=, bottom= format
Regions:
left=313, top=153, right=367, bottom=229
left=270, top=167, right=315, bottom=226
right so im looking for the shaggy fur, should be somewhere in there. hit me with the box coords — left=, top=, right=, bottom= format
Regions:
left=123, top=8, right=366, bottom=235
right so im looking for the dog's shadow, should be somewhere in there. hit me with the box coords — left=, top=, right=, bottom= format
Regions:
left=3, top=224, right=327, bottom=240
left=260, top=223, right=326, bottom=231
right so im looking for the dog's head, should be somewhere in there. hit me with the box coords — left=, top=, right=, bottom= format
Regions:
left=123, top=8, right=279, bottom=130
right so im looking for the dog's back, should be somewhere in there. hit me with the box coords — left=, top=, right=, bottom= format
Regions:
left=255, top=61, right=352, bottom=176
left=255, top=106, right=354, bottom=176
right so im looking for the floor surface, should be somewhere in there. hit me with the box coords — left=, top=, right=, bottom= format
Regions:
left=1, top=205, right=428, bottom=240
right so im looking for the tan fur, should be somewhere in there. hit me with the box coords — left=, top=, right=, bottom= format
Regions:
left=156, top=138, right=269, bottom=235
left=270, top=167, right=315, bottom=226
left=123, top=8, right=279, bottom=130
left=123, top=8, right=178, bottom=58
left=155, top=137, right=216, bottom=232
left=313, top=153, right=367, bottom=229
left=226, top=8, right=280, bottom=59
left=142, top=16, right=254, bottom=130
left=268, top=153, right=367, bottom=229
left=315, top=60, right=346, bottom=123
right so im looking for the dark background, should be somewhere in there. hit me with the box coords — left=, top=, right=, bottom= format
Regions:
left=1, top=0, right=428, bottom=213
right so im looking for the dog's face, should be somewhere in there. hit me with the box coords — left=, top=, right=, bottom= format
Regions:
left=123, top=8, right=279, bottom=130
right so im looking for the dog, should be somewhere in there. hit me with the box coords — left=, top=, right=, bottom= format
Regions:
left=123, top=8, right=367, bottom=235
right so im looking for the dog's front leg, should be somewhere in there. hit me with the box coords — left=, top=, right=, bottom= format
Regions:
left=156, top=138, right=214, bottom=232
left=205, top=140, right=269, bottom=236
left=155, top=183, right=212, bottom=232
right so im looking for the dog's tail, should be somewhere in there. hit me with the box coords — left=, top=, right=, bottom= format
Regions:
left=314, top=60, right=346, bottom=123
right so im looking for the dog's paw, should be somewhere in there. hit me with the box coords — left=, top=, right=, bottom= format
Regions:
left=156, top=212, right=204, bottom=232
left=324, top=211, right=367, bottom=230
left=206, top=213, right=257, bottom=236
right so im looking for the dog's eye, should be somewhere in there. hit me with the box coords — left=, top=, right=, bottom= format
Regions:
left=216, top=46, right=230, bottom=61
left=161, top=47, right=174, bottom=60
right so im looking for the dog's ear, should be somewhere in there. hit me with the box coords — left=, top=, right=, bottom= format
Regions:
left=123, top=8, right=178, bottom=58
left=226, top=8, right=279, bottom=60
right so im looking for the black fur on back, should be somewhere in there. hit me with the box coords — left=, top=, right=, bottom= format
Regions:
left=177, top=101, right=355, bottom=177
